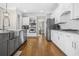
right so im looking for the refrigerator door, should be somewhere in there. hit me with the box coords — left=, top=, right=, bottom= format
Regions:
left=46, top=18, right=55, bottom=41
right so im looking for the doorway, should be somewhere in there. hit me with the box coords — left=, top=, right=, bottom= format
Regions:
left=37, top=16, right=45, bottom=39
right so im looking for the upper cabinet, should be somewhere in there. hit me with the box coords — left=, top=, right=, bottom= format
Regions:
left=50, top=3, right=72, bottom=23
left=50, top=3, right=79, bottom=23
left=0, top=7, right=5, bottom=29
left=0, top=7, right=23, bottom=30
left=71, top=3, right=79, bottom=19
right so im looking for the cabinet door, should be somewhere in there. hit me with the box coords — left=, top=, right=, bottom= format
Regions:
left=8, top=39, right=15, bottom=55
left=0, top=42, right=2, bottom=56
left=3, top=33, right=9, bottom=41
left=73, top=34, right=79, bottom=56
left=0, top=34, right=3, bottom=42
left=51, top=30, right=58, bottom=45
left=75, top=40, right=79, bottom=56
left=14, top=38, right=19, bottom=50
left=57, top=32, right=66, bottom=52
left=65, top=33, right=75, bottom=56
left=73, top=3, right=79, bottom=19
left=2, top=41, right=8, bottom=56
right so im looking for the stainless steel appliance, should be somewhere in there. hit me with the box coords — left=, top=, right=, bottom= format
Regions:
left=46, top=18, right=55, bottom=41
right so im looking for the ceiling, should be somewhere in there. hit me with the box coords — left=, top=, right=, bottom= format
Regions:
left=0, top=3, right=59, bottom=16
left=0, top=3, right=59, bottom=12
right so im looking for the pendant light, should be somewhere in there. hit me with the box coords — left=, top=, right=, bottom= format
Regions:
left=3, top=3, right=10, bottom=30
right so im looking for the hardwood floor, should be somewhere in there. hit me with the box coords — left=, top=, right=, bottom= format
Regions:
left=19, top=35, right=65, bottom=56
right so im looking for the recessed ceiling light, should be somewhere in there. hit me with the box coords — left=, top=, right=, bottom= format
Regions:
left=40, top=10, right=44, bottom=12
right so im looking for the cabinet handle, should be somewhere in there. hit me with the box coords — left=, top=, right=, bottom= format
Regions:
left=74, top=42, right=76, bottom=49
left=72, top=42, right=73, bottom=48
left=58, top=36, right=60, bottom=40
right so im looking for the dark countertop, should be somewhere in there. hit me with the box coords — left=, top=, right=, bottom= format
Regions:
left=51, top=29, right=79, bottom=34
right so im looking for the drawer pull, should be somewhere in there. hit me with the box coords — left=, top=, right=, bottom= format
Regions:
left=72, top=42, right=73, bottom=48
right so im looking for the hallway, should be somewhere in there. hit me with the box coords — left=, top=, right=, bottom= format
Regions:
left=19, top=35, right=65, bottom=56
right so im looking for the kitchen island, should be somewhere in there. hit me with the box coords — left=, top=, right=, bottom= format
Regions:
left=0, top=29, right=27, bottom=56
left=0, top=30, right=10, bottom=56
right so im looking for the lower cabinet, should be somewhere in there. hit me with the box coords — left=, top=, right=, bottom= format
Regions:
left=72, top=34, right=79, bottom=56
left=51, top=30, right=79, bottom=56
left=0, top=33, right=9, bottom=56
left=0, top=42, right=2, bottom=56
left=14, top=37, right=19, bottom=51
left=51, top=31, right=58, bottom=45
left=0, top=41, right=8, bottom=56
left=8, top=39, right=15, bottom=56
left=0, top=30, right=27, bottom=56
left=63, top=33, right=75, bottom=56
left=2, top=41, right=8, bottom=56
left=57, top=32, right=66, bottom=52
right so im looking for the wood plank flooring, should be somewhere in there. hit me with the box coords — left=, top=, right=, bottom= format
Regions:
left=19, top=35, right=65, bottom=56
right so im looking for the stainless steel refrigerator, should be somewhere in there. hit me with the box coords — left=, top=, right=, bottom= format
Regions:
left=46, top=18, right=55, bottom=41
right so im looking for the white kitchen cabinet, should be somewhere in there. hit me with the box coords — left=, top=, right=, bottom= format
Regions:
left=71, top=3, right=79, bottom=19
left=57, top=32, right=66, bottom=52
left=51, top=30, right=65, bottom=52
left=63, top=32, right=75, bottom=56
left=51, top=30, right=58, bottom=46
left=52, top=3, right=79, bottom=23
left=52, top=4, right=72, bottom=23
left=63, top=33, right=79, bottom=56
left=72, top=34, right=79, bottom=56
left=51, top=30, right=79, bottom=56
left=75, top=40, right=79, bottom=56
